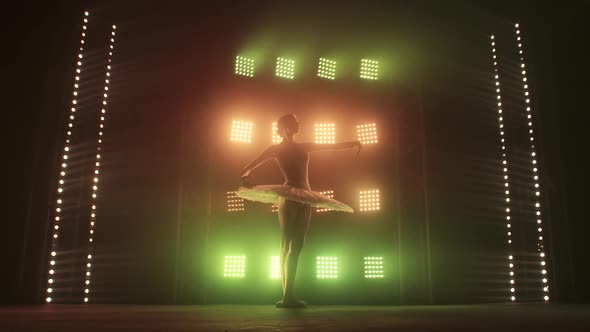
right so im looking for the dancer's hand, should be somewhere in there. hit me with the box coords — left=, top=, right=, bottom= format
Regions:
left=239, top=175, right=254, bottom=188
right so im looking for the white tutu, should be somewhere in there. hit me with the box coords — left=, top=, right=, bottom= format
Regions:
left=236, top=184, right=354, bottom=213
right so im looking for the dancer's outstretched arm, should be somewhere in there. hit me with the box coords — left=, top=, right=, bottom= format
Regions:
left=302, top=141, right=361, bottom=153
left=240, top=145, right=277, bottom=177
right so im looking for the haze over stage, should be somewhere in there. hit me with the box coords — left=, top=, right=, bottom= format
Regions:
left=10, top=1, right=584, bottom=311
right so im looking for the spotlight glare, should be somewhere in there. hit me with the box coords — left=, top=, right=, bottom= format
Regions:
left=316, top=190, right=335, bottom=212
left=364, top=256, right=384, bottom=279
left=356, top=123, right=378, bottom=144
left=314, top=123, right=335, bottom=144
left=360, top=59, right=379, bottom=80
left=230, top=120, right=253, bottom=143
left=275, top=57, right=295, bottom=79
left=317, top=57, right=337, bottom=80
left=224, top=255, right=246, bottom=278
left=270, top=256, right=280, bottom=279
left=317, top=256, right=338, bottom=279
left=235, top=55, right=255, bottom=77
left=272, top=122, right=282, bottom=143
left=359, top=189, right=380, bottom=212
left=226, top=191, right=244, bottom=212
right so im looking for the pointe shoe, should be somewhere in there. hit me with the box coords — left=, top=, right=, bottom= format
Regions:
left=276, top=298, right=307, bottom=308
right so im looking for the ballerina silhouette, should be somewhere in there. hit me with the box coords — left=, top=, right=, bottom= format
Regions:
left=237, top=114, right=360, bottom=308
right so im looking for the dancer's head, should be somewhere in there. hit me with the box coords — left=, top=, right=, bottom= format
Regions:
left=277, top=113, right=299, bottom=138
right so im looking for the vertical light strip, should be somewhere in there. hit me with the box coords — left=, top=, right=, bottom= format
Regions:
left=272, top=122, right=282, bottom=143
left=83, top=24, right=117, bottom=303
left=45, top=10, right=90, bottom=304
left=490, top=35, right=517, bottom=302
left=270, top=256, right=281, bottom=280
left=513, top=23, right=550, bottom=302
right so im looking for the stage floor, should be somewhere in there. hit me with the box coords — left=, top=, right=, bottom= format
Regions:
left=1, top=304, right=589, bottom=331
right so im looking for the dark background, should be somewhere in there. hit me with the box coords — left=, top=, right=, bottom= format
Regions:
left=4, top=1, right=586, bottom=304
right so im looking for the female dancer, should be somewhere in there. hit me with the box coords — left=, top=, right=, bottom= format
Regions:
left=237, top=114, right=360, bottom=308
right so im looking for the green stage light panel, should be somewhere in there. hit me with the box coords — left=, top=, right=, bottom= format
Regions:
left=317, top=58, right=336, bottom=80
left=224, top=255, right=246, bottom=278
left=364, top=256, right=384, bottom=279
left=276, top=57, right=295, bottom=79
left=360, top=59, right=379, bottom=80
left=235, top=56, right=254, bottom=77
left=270, top=256, right=280, bottom=280
left=317, top=256, right=338, bottom=279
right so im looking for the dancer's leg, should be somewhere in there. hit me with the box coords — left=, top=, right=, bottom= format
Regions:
left=283, top=238, right=303, bottom=301
left=277, top=198, right=311, bottom=307
left=280, top=235, right=287, bottom=295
